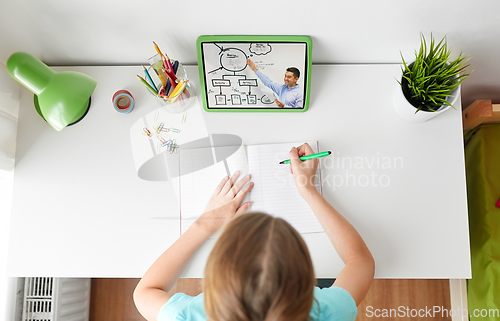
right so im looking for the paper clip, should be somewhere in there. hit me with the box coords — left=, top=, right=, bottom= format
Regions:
left=154, top=111, right=159, bottom=122
left=169, top=128, right=180, bottom=133
left=169, top=140, right=177, bottom=154
left=182, top=112, right=187, bottom=123
left=143, top=128, right=152, bottom=137
left=157, top=135, right=166, bottom=144
left=157, top=123, right=164, bottom=132
left=161, top=139, right=172, bottom=147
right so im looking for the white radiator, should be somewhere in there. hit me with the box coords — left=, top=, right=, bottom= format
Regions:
left=22, top=278, right=91, bottom=321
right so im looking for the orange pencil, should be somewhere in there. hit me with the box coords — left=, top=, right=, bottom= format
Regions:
left=153, top=41, right=175, bottom=72
left=153, top=41, right=164, bottom=58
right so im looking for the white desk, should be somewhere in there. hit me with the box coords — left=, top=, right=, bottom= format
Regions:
left=8, top=65, right=471, bottom=278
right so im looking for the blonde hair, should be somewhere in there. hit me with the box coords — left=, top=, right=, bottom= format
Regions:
left=204, top=212, right=316, bottom=321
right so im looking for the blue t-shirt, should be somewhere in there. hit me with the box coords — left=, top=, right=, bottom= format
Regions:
left=158, top=286, right=357, bottom=321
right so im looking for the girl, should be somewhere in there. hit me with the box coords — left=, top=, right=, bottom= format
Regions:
left=134, top=143, right=375, bottom=321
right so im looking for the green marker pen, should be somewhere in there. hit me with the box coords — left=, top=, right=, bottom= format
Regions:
left=279, top=151, right=332, bottom=164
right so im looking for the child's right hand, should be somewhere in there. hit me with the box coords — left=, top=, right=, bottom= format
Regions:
left=289, top=143, right=320, bottom=198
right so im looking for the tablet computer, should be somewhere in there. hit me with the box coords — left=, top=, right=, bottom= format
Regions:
left=196, top=35, right=312, bottom=112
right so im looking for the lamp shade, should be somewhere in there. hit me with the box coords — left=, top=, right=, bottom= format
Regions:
left=6, top=52, right=97, bottom=131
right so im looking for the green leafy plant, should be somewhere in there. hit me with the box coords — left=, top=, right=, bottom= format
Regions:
left=398, top=34, right=471, bottom=113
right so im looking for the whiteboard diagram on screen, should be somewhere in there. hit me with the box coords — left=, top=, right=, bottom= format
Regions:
left=201, top=41, right=306, bottom=108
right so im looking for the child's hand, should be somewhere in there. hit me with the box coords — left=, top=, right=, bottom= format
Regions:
left=289, top=143, right=319, bottom=197
left=197, top=171, right=254, bottom=235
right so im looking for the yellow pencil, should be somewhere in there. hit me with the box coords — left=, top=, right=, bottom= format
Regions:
left=168, top=80, right=184, bottom=98
left=168, top=80, right=188, bottom=98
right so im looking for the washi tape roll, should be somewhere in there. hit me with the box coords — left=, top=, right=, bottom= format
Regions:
left=112, top=90, right=135, bottom=114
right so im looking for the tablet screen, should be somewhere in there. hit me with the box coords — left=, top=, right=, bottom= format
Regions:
left=197, top=36, right=311, bottom=112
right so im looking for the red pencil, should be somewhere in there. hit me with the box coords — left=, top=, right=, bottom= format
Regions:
left=161, top=51, right=175, bottom=74
left=162, top=67, right=178, bottom=94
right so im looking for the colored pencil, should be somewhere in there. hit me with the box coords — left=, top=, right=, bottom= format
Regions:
left=162, top=67, right=177, bottom=91
left=142, top=65, right=158, bottom=93
left=137, top=75, right=157, bottom=95
left=154, top=41, right=175, bottom=75
left=168, top=80, right=188, bottom=98
left=162, top=53, right=175, bottom=74
left=153, top=41, right=163, bottom=58
left=165, top=60, right=179, bottom=94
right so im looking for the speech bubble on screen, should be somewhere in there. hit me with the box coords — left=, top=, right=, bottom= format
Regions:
left=249, top=43, right=272, bottom=56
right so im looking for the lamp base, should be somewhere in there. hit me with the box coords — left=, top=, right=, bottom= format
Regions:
left=34, top=95, right=92, bottom=127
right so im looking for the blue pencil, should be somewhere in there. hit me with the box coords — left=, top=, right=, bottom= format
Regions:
left=142, top=65, right=158, bottom=94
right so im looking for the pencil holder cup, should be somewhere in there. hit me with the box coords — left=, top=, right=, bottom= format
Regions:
left=146, top=54, right=196, bottom=113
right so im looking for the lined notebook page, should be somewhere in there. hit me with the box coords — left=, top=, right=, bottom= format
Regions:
left=179, top=145, right=247, bottom=234
left=247, top=142, right=323, bottom=234
left=179, top=142, right=323, bottom=234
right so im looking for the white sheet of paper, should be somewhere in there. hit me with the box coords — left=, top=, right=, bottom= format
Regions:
left=246, top=142, right=323, bottom=233
left=178, top=142, right=323, bottom=234
left=178, top=145, right=247, bottom=234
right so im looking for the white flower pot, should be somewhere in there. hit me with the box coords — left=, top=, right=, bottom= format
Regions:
left=393, top=76, right=461, bottom=123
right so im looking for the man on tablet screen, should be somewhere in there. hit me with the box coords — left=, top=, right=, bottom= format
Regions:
left=246, top=59, right=303, bottom=108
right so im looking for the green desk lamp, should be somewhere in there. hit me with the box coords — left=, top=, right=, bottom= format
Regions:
left=6, top=52, right=97, bottom=131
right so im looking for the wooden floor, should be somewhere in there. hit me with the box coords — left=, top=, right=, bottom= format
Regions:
left=89, top=278, right=451, bottom=321
left=357, top=279, right=451, bottom=321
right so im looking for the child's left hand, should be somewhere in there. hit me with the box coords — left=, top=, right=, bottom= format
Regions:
left=196, top=171, right=253, bottom=235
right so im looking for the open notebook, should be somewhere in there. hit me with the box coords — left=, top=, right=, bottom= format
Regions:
left=176, top=142, right=324, bottom=234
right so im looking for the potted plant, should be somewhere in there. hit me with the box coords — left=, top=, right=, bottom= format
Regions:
left=393, top=34, right=471, bottom=122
